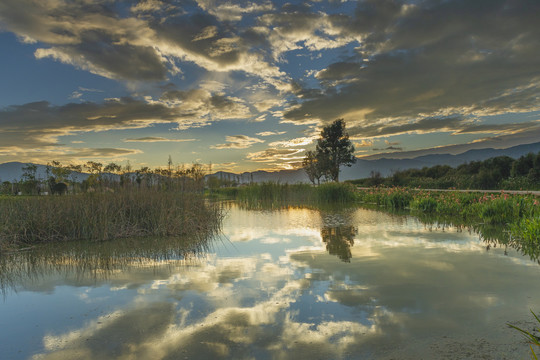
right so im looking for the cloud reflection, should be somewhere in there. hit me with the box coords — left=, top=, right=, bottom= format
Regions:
left=3, top=205, right=538, bottom=359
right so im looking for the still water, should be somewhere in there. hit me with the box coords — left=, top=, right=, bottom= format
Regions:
left=1, top=202, right=539, bottom=359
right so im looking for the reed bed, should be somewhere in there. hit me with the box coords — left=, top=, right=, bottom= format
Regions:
left=0, top=189, right=223, bottom=251
left=225, top=182, right=357, bottom=208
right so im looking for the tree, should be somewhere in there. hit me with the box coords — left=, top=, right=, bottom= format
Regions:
left=302, top=150, right=325, bottom=185
left=313, top=119, right=356, bottom=182
left=21, top=164, right=39, bottom=195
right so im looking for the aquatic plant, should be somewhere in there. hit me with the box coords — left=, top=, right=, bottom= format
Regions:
left=214, top=182, right=358, bottom=209
left=410, top=196, right=438, bottom=212
left=355, top=187, right=540, bottom=255
left=0, top=189, right=223, bottom=250
left=316, top=182, right=357, bottom=203
left=508, top=310, right=540, bottom=359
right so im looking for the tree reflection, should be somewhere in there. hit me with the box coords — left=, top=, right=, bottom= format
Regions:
left=320, top=225, right=357, bottom=262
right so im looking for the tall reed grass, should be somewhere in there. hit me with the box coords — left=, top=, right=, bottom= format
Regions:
left=227, top=182, right=357, bottom=208
left=0, top=189, right=223, bottom=250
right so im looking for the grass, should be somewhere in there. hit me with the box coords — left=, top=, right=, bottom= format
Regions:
left=356, top=187, right=540, bottom=255
left=212, top=182, right=358, bottom=209
left=0, top=189, right=223, bottom=251
left=508, top=310, right=540, bottom=359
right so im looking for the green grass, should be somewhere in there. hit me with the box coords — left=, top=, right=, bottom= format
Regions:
left=0, top=189, right=223, bottom=251
left=356, top=187, right=540, bottom=253
left=219, top=182, right=358, bottom=208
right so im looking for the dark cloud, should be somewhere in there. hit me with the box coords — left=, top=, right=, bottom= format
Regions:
left=0, top=0, right=170, bottom=80
left=372, top=146, right=402, bottom=151
left=1, top=0, right=539, bottom=167
left=348, top=116, right=466, bottom=139
left=0, top=99, right=172, bottom=149
left=0, top=94, right=247, bottom=161
left=284, top=0, right=540, bottom=139
left=0, top=0, right=283, bottom=84
left=315, top=62, right=363, bottom=82
left=37, top=41, right=168, bottom=81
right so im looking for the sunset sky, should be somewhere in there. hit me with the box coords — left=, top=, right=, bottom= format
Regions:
left=1, top=0, right=539, bottom=172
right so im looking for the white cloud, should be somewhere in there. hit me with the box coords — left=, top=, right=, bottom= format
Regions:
left=256, top=131, right=287, bottom=136
left=211, top=135, right=264, bottom=149
left=124, top=137, right=196, bottom=143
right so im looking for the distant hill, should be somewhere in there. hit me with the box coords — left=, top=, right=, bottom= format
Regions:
left=3, top=141, right=540, bottom=184
left=210, top=141, right=540, bottom=183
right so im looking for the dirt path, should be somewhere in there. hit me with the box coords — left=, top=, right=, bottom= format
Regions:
left=357, top=187, right=540, bottom=196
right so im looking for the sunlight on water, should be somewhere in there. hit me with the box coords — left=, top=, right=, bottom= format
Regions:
left=1, top=203, right=539, bottom=359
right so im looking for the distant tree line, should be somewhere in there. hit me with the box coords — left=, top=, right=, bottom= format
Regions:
left=349, top=151, right=540, bottom=190
left=0, top=158, right=209, bottom=196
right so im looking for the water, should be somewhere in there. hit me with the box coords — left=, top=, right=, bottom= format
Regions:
left=1, top=203, right=539, bottom=359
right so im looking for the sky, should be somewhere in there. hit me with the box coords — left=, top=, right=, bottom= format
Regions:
left=0, top=0, right=539, bottom=173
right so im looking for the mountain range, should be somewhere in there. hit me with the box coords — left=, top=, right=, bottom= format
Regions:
left=2, top=141, right=540, bottom=184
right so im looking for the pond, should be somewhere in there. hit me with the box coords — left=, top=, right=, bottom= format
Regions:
left=1, top=202, right=539, bottom=359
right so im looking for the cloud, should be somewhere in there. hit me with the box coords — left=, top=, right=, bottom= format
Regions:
left=34, top=43, right=168, bottom=81
left=256, top=131, right=287, bottom=136
left=246, top=148, right=304, bottom=162
left=0, top=93, right=246, bottom=163
left=282, top=0, right=540, bottom=139
left=354, top=139, right=373, bottom=148
left=372, top=146, right=402, bottom=151
left=0, top=146, right=142, bottom=165
left=258, top=3, right=360, bottom=61
left=124, top=137, right=196, bottom=143
left=1, top=0, right=540, bottom=168
left=0, top=0, right=287, bottom=87
left=269, top=137, right=314, bottom=147
left=211, top=135, right=264, bottom=149
left=346, top=116, right=540, bottom=141
left=363, top=127, right=540, bottom=160
left=195, top=0, right=274, bottom=22
left=158, top=89, right=253, bottom=126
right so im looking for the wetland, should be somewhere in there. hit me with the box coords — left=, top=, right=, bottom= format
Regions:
left=1, top=202, right=539, bottom=359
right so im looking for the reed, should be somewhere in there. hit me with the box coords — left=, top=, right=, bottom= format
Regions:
left=0, top=189, right=223, bottom=250
left=229, top=182, right=357, bottom=208
left=508, top=310, right=540, bottom=359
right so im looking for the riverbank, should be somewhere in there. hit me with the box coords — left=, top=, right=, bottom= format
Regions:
left=356, top=186, right=539, bottom=255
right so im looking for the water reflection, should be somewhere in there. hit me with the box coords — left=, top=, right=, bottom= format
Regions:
left=0, top=203, right=539, bottom=360
left=416, top=212, right=540, bottom=263
left=321, top=225, right=356, bottom=262
left=0, top=231, right=215, bottom=296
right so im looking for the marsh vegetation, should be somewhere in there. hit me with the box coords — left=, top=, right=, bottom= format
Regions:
left=0, top=160, right=222, bottom=252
